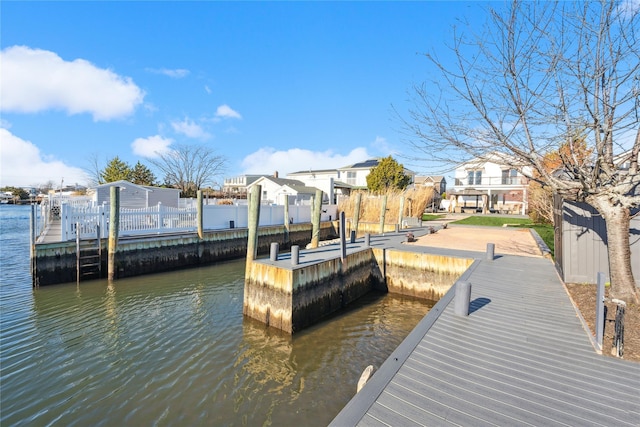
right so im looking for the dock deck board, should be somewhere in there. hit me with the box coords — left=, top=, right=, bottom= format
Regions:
left=329, top=232, right=640, bottom=426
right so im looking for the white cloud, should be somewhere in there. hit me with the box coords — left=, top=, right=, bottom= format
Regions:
left=215, top=104, right=242, bottom=120
left=0, top=128, right=88, bottom=187
left=146, top=67, right=190, bottom=78
left=171, top=117, right=210, bottom=139
left=131, top=135, right=173, bottom=158
left=241, top=147, right=370, bottom=176
left=371, top=135, right=397, bottom=156
left=205, top=85, right=212, bottom=94
left=0, top=45, right=144, bottom=121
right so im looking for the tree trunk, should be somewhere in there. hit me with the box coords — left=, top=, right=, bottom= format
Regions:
left=588, top=196, right=639, bottom=304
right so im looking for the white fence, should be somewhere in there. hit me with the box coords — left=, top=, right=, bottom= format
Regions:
left=55, top=202, right=337, bottom=242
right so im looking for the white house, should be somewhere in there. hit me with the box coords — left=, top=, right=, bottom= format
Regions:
left=450, top=153, right=531, bottom=214
left=88, top=180, right=181, bottom=209
left=337, top=158, right=415, bottom=190
left=226, top=158, right=415, bottom=204
left=286, top=168, right=355, bottom=204
left=222, top=174, right=263, bottom=195
left=246, top=175, right=320, bottom=205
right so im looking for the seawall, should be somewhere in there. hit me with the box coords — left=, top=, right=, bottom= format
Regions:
left=33, top=222, right=338, bottom=286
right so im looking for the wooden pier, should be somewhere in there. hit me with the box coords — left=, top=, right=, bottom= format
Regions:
left=330, top=239, right=640, bottom=426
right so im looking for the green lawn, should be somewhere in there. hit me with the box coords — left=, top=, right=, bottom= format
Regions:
left=452, top=216, right=532, bottom=227
left=421, top=214, right=445, bottom=221
left=452, top=215, right=554, bottom=257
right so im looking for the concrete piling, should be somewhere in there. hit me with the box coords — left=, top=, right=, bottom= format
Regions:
left=350, top=230, right=356, bottom=244
left=270, top=242, right=279, bottom=261
left=108, top=186, right=120, bottom=281
left=365, top=233, right=370, bottom=247
left=454, top=280, right=472, bottom=316
left=486, top=243, right=495, bottom=261
left=291, top=245, right=300, bottom=266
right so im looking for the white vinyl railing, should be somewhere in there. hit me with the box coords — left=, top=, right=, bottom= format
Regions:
left=55, top=202, right=338, bottom=242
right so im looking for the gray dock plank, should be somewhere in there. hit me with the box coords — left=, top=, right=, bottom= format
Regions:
left=330, top=244, right=640, bottom=426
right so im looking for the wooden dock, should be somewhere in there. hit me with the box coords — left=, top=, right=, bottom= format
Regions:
left=330, top=242, right=640, bottom=426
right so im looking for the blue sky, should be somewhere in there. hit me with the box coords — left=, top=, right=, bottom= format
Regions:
left=1, top=1, right=486, bottom=188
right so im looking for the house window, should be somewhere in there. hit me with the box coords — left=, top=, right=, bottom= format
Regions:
left=347, top=171, right=357, bottom=185
left=501, top=169, right=518, bottom=184
left=468, top=170, right=481, bottom=185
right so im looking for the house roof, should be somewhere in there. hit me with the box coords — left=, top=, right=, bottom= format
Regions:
left=415, top=175, right=446, bottom=184
left=339, top=158, right=381, bottom=170
left=92, top=180, right=151, bottom=192
left=91, top=180, right=180, bottom=193
left=333, top=180, right=354, bottom=189
left=288, top=168, right=338, bottom=175
left=248, top=176, right=308, bottom=188
left=279, top=184, right=319, bottom=195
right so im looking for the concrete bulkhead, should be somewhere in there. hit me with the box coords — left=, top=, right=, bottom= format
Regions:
left=33, top=222, right=338, bottom=286
left=243, top=246, right=473, bottom=334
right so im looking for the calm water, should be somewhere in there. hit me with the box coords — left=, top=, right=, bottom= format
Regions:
left=0, top=204, right=433, bottom=426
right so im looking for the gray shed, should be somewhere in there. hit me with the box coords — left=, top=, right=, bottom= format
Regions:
left=91, top=180, right=180, bottom=209
left=555, top=197, right=640, bottom=286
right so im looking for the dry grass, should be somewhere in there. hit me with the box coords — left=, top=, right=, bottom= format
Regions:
left=338, top=187, right=438, bottom=223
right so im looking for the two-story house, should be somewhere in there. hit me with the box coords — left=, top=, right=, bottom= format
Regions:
left=414, top=175, right=447, bottom=212
left=450, top=153, right=531, bottom=214
left=222, top=174, right=263, bottom=195
left=225, top=158, right=415, bottom=205
left=286, top=168, right=353, bottom=204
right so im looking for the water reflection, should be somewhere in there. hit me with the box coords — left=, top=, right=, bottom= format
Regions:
left=5, top=252, right=433, bottom=427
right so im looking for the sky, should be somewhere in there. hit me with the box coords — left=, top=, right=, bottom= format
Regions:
left=0, top=1, right=490, bottom=188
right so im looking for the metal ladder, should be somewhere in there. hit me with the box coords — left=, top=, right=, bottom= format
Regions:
left=76, top=223, right=102, bottom=282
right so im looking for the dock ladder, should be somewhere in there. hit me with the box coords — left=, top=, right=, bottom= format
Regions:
left=76, top=223, right=102, bottom=282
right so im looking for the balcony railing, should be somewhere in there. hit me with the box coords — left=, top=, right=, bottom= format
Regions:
left=454, top=176, right=529, bottom=187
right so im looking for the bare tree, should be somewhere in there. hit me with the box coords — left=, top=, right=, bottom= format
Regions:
left=85, top=153, right=105, bottom=186
left=404, top=0, right=639, bottom=302
left=149, top=144, right=227, bottom=197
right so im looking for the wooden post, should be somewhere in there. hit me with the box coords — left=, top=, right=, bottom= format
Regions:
left=30, top=204, right=37, bottom=288
left=596, top=272, right=606, bottom=352
left=398, top=196, right=405, bottom=229
left=108, top=186, right=120, bottom=281
left=284, top=200, right=290, bottom=244
left=76, top=222, right=81, bottom=283
left=197, top=190, right=204, bottom=239
left=339, top=211, right=347, bottom=261
left=246, top=185, right=262, bottom=268
left=310, top=189, right=323, bottom=248
left=379, top=195, right=387, bottom=234
left=353, top=192, right=362, bottom=237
